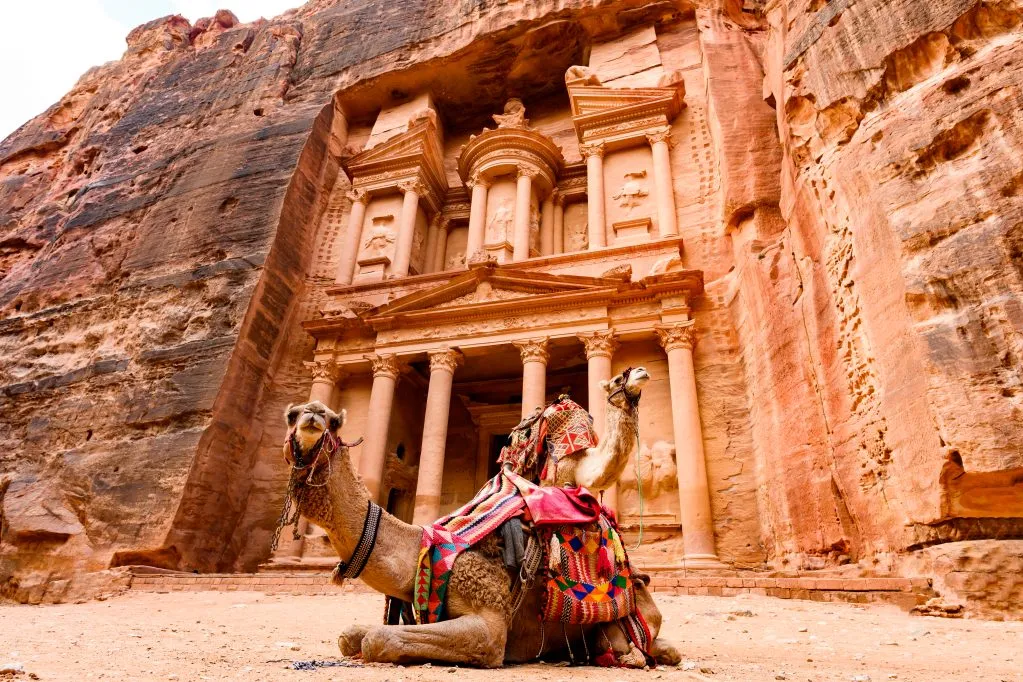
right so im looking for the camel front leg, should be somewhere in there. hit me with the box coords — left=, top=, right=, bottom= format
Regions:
left=359, top=610, right=508, bottom=668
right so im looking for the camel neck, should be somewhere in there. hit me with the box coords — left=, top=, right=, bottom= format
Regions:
left=297, top=448, right=421, bottom=601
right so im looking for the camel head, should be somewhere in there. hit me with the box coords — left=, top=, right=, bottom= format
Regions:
left=283, top=400, right=347, bottom=480
left=602, top=366, right=650, bottom=409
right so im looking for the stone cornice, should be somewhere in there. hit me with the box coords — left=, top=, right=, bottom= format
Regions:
left=568, top=84, right=686, bottom=152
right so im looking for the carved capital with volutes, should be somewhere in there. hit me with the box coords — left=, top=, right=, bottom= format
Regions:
left=645, top=127, right=673, bottom=148
left=516, top=164, right=540, bottom=180
left=513, top=337, right=550, bottom=365
left=553, top=190, right=567, bottom=207
left=577, top=330, right=619, bottom=360
left=655, top=321, right=696, bottom=352
left=346, top=188, right=369, bottom=205
left=580, top=141, right=606, bottom=160
left=366, top=353, right=403, bottom=380
left=304, top=359, right=344, bottom=385
left=467, top=170, right=491, bottom=190
left=428, top=348, right=463, bottom=375
left=430, top=213, right=450, bottom=232
left=397, top=179, right=428, bottom=196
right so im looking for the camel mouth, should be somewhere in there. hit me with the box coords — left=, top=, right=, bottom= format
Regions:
left=625, top=367, right=650, bottom=394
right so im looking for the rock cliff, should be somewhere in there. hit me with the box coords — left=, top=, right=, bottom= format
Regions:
left=1, top=0, right=1020, bottom=614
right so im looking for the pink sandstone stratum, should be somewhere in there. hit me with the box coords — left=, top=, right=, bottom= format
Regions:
left=0, top=0, right=1020, bottom=619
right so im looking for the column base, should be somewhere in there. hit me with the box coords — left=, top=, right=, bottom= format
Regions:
left=680, top=554, right=729, bottom=570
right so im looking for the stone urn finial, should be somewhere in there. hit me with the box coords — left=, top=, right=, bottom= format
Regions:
left=493, top=98, right=528, bottom=129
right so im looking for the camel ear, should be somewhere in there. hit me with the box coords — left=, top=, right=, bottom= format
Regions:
left=285, top=403, right=299, bottom=426
left=329, top=408, right=346, bottom=433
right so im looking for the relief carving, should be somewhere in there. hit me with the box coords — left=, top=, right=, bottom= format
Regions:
left=447, top=251, right=467, bottom=270
left=612, top=170, right=649, bottom=212
left=565, top=64, right=601, bottom=86
left=363, top=215, right=396, bottom=256
left=487, top=203, right=513, bottom=243
left=492, top=98, right=529, bottom=129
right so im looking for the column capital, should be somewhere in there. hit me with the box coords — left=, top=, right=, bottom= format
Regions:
left=580, top=141, right=606, bottom=159
left=346, top=188, right=369, bottom=205
left=577, top=330, right=619, bottom=359
left=428, top=348, right=464, bottom=374
left=365, top=353, right=404, bottom=379
left=515, top=164, right=539, bottom=180
left=513, top=337, right=550, bottom=364
left=645, top=127, right=673, bottom=148
left=467, top=170, right=491, bottom=190
left=397, top=178, right=427, bottom=196
left=655, top=321, right=696, bottom=352
left=554, top=191, right=567, bottom=207
left=547, top=188, right=560, bottom=205
left=430, top=213, right=450, bottom=231
left=304, top=359, right=345, bottom=384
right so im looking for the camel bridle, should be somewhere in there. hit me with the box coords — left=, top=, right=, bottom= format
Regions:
left=607, top=366, right=642, bottom=408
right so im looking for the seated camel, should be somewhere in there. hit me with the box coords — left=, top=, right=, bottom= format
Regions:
left=278, top=394, right=680, bottom=668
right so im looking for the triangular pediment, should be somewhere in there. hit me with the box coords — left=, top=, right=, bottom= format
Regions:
left=364, top=263, right=625, bottom=325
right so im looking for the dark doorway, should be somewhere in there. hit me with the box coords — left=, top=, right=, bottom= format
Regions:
left=487, top=433, right=510, bottom=480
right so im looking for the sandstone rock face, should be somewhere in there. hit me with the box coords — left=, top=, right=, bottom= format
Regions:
left=1, top=0, right=1021, bottom=613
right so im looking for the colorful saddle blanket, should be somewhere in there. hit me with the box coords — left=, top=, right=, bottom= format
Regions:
left=499, top=396, right=598, bottom=483
left=415, top=468, right=632, bottom=629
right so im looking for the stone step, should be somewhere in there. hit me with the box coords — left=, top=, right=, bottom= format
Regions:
left=127, top=567, right=934, bottom=609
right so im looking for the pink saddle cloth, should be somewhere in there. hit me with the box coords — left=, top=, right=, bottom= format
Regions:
left=506, top=469, right=604, bottom=525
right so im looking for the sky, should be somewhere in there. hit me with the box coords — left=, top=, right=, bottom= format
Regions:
left=0, top=0, right=300, bottom=141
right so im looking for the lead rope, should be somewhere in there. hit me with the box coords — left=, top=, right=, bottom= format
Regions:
left=631, top=427, right=645, bottom=550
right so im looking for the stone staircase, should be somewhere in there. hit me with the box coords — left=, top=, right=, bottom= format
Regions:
left=126, top=565, right=934, bottom=608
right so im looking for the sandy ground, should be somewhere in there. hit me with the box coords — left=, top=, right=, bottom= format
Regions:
left=0, top=590, right=1020, bottom=682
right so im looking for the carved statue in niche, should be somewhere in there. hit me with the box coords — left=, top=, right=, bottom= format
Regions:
left=619, top=441, right=679, bottom=498
left=529, top=203, right=540, bottom=247
left=446, top=251, right=467, bottom=270
left=492, top=98, right=529, bottom=129
left=487, top=203, right=513, bottom=243
left=363, top=215, right=395, bottom=256
left=612, top=170, right=649, bottom=213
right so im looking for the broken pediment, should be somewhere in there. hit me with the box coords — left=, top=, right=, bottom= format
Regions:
left=567, top=81, right=686, bottom=149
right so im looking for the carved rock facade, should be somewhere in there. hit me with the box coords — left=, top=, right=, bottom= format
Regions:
left=0, top=0, right=1020, bottom=615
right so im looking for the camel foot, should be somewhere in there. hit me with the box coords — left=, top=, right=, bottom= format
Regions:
left=338, top=624, right=370, bottom=657
left=650, top=637, right=682, bottom=666
left=618, top=643, right=647, bottom=668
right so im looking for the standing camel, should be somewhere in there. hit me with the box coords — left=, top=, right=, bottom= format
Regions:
left=543, top=366, right=649, bottom=490
left=279, top=397, right=681, bottom=668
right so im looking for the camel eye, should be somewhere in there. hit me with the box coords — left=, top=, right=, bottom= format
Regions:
left=286, top=407, right=301, bottom=426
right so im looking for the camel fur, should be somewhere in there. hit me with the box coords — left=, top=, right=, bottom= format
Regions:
left=281, top=399, right=681, bottom=668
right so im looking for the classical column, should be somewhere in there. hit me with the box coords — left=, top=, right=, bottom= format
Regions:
left=553, top=193, right=565, bottom=254
left=647, top=128, right=679, bottom=238
left=514, top=337, right=550, bottom=418
left=336, top=190, right=369, bottom=285
left=513, top=165, right=537, bottom=261
left=581, top=141, right=606, bottom=249
left=465, top=172, right=490, bottom=265
left=423, top=214, right=442, bottom=275
left=578, top=330, right=620, bottom=510
left=432, top=217, right=449, bottom=272
left=412, top=348, right=463, bottom=525
left=392, top=179, right=425, bottom=278
left=656, top=322, right=720, bottom=566
left=276, top=358, right=343, bottom=560
left=358, top=353, right=402, bottom=503
left=540, top=190, right=556, bottom=256
left=304, top=359, right=343, bottom=407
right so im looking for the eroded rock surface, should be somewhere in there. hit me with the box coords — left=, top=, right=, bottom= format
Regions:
left=0, top=0, right=1021, bottom=616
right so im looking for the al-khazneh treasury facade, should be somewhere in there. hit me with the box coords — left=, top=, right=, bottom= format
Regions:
left=4, top=0, right=1023, bottom=611
left=269, top=31, right=733, bottom=570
